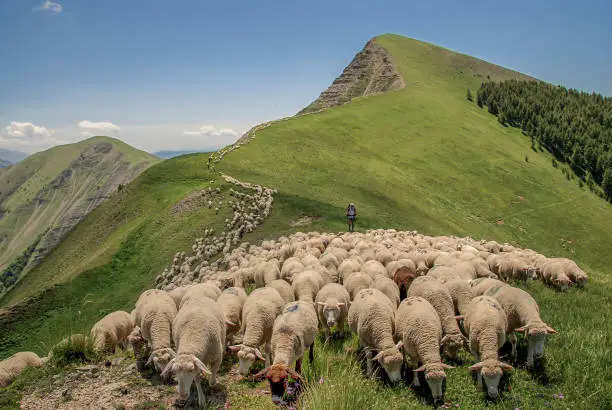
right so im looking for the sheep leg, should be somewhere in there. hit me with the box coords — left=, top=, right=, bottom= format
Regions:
left=196, top=379, right=206, bottom=409
left=365, top=350, right=373, bottom=378
left=410, top=357, right=420, bottom=387
left=209, top=360, right=220, bottom=386
left=265, top=341, right=272, bottom=366
left=309, top=341, right=314, bottom=363
left=508, top=332, right=518, bottom=360
left=295, top=358, right=302, bottom=374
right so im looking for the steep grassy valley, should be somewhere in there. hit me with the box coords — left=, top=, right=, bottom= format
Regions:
left=1, top=35, right=610, bottom=409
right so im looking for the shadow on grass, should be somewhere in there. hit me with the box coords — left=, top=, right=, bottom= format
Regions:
left=499, top=340, right=558, bottom=385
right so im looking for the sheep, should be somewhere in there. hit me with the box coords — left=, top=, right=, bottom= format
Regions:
left=254, top=301, right=319, bottom=405
left=386, top=259, right=416, bottom=279
left=539, top=260, right=574, bottom=291
left=134, top=289, right=178, bottom=374
left=292, top=270, right=324, bottom=302
left=179, top=283, right=221, bottom=308
left=315, top=283, right=350, bottom=338
left=393, top=266, right=417, bottom=301
left=0, top=352, right=44, bottom=387
left=407, top=276, right=467, bottom=359
left=464, top=296, right=513, bottom=398
left=90, top=311, right=135, bottom=354
left=549, top=258, right=588, bottom=287
left=229, top=287, right=285, bottom=375
left=444, top=279, right=473, bottom=316
left=484, top=285, right=557, bottom=368
left=127, top=327, right=147, bottom=359
left=394, top=297, right=453, bottom=404
left=255, top=260, right=281, bottom=287
left=280, top=257, right=304, bottom=282
left=337, top=258, right=362, bottom=284
left=373, top=276, right=400, bottom=307
left=363, top=260, right=388, bottom=280
left=469, top=278, right=508, bottom=297
left=161, top=296, right=225, bottom=408
left=217, top=287, right=248, bottom=344
left=496, top=256, right=537, bottom=283
left=267, top=279, right=295, bottom=304
left=348, top=288, right=403, bottom=383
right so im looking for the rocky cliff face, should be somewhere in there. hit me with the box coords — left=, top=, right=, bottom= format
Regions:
left=298, top=39, right=405, bottom=114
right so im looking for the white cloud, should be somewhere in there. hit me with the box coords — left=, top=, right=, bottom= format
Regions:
left=78, top=120, right=120, bottom=133
left=183, top=125, right=238, bottom=137
left=33, top=1, right=63, bottom=14
left=4, top=121, right=53, bottom=138
left=80, top=131, right=94, bottom=138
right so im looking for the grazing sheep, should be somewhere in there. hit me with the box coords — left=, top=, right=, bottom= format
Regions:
left=344, top=272, right=374, bottom=300
left=469, top=278, right=508, bottom=297
left=280, top=258, right=305, bottom=282
left=395, top=297, right=453, bottom=403
left=230, top=287, right=285, bottom=375
left=386, top=259, right=416, bottom=279
left=168, top=286, right=191, bottom=309
left=337, top=259, right=362, bottom=284
left=315, top=283, right=350, bottom=338
left=292, top=270, right=324, bottom=302
left=549, top=258, right=588, bottom=287
left=134, top=289, right=178, bottom=374
left=254, top=301, right=319, bottom=405
left=464, top=296, right=513, bottom=399
left=373, top=276, right=400, bottom=307
left=217, top=287, right=248, bottom=344
left=90, top=311, right=135, bottom=354
left=162, top=296, right=225, bottom=408
left=393, top=266, right=418, bottom=301
left=363, top=260, right=388, bottom=280
left=407, top=276, right=467, bottom=359
left=178, top=283, right=222, bottom=309
left=127, top=327, right=147, bottom=358
left=540, top=260, right=573, bottom=291
left=267, top=279, right=295, bottom=304
left=496, top=256, right=537, bottom=283
left=485, top=285, right=556, bottom=368
left=444, top=279, right=473, bottom=316
left=0, top=352, right=44, bottom=387
left=348, top=288, right=403, bottom=383
left=255, top=261, right=281, bottom=287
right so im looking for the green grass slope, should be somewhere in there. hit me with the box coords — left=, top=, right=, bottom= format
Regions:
left=0, top=136, right=159, bottom=300
left=1, top=35, right=610, bottom=408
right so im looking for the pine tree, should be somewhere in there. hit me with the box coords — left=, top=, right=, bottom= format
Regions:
left=603, top=168, right=612, bottom=201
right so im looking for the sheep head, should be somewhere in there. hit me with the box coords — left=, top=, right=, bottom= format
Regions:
left=147, top=347, right=176, bottom=374
left=253, top=363, right=302, bottom=405
left=126, top=327, right=146, bottom=358
left=316, top=302, right=345, bottom=328
left=161, top=354, right=211, bottom=402
left=470, top=359, right=512, bottom=399
left=441, top=333, right=467, bottom=359
left=372, top=341, right=404, bottom=383
left=516, top=323, right=556, bottom=367
left=415, top=362, right=454, bottom=403
left=229, top=344, right=265, bottom=376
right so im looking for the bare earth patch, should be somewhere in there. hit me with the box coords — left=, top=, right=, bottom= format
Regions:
left=289, top=216, right=320, bottom=227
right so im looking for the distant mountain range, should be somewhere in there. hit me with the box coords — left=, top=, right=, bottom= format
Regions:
left=0, top=149, right=29, bottom=168
left=152, top=150, right=212, bottom=159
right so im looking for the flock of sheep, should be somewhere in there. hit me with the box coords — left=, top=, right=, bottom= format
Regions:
left=0, top=229, right=588, bottom=408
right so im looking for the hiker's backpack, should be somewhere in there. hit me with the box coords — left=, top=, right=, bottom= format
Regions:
left=347, top=205, right=356, bottom=216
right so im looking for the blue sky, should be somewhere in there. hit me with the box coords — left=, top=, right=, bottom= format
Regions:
left=1, top=0, right=610, bottom=154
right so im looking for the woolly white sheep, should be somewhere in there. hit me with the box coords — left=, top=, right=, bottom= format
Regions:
left=179, top=283, right=222, bottom=308
left=217, top=287, right=248, bottom=344
left=348, top=288, right=403, bottom=383
left=394, top=297, right=453, bottom=403
left=0, top=352, right=44, bottom=387
left=229, top=287, right=285, bottom=375
left=254, top=260, right=281, bottom=288
left=373, top=276, right=400, bottom=307
left=90, top=311, right=135, bottom=354
left=443, top=279, right=473, bottom=316
left=162, top=296, right=225, bottom=408
left=407, top=276, right=467, bottom=359
left=267, top=279, right=295, bottom=304
left=315, top=283, right=350, bottom=338
left=292, top=270, right=324, bottom=302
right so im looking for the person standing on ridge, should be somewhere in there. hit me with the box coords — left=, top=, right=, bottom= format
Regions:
left=346, top=203, right=357, bottom=232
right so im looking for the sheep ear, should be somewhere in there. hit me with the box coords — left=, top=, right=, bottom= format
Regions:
left=395, top=341, right=404, bottom=350
left=225, top=319, right=237, bottom=327
left=336, top=303, right=346, bottom=308
left=469, top=362, right=484, bottom=371
left=287, top=368, right=304, bottom=381
left=254, top=348, right=266, bottom=361
left=193, top=357, right=212, bottom=376
left=500, top=362, right=513, bottom=371
left=160, top=358, right=175, bottom=378
left=546, top=325, right=557, bottom=334
left=146, top=352, right=156, bottom=366
left=515, top=325, right=528, bottom=333
left=228, top=344, right=242, bottom=353
left=455, top=315, right=464, bottom=321
left=316, top=302, right=326, bottom=307
left=440, top=335, right=448, bottom=346
left=372, top=351, right=384, bottom=361
left=252, top=367, right=270, bottom=381
left=414, top=365, right=427, bottom=372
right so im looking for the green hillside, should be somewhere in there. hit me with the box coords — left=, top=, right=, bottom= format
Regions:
left=1, top=35, right=611, bottom=408
left=0, top=136, right=159, bottom=299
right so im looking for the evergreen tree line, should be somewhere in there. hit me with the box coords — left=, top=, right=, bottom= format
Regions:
left=476, top=80, right=612, bottom=201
